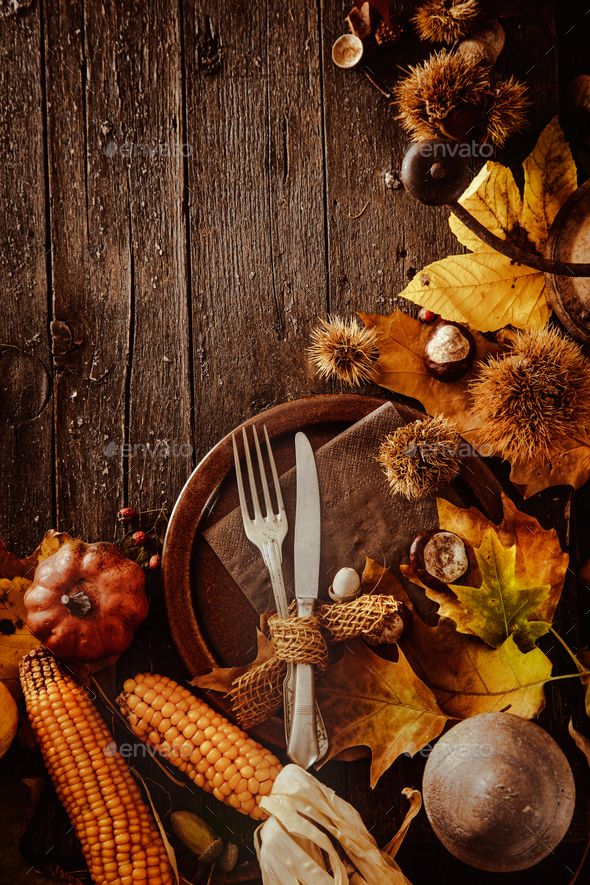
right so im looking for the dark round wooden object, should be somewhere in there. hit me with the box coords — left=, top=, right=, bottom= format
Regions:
left=162, top=394, right=503, bottom=748
left=545, top=180, right=590, bottom=343
left=423, top=713, right=576, bottom=872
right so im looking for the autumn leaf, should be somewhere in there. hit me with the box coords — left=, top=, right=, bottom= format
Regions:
left=403, top=496, right=567, bottom=649
left=435, top=494, right=568, bottom=613
left=568, top=719, right=590, bottom=767
left=446, top=530, right=552, bottom=647
left=362, top=309, right=590, bottom=496
left=509, top=443, right=590, bottom=498
left=398, top=251, right=548, bottom=333
left=362, top=557, right=552, bottom=720
left=317, top=639, right=448, bottom=787
left=520, top=117, right=578, bottom=251
left=360, top=309, right=498, bottom=437
left=449, top=162, right=523, bottom=253
left=0, top=577, right=39, bottom=695
left=191, top=628, right=275, bottom=695
left=398, top=117, right=577, bottom=334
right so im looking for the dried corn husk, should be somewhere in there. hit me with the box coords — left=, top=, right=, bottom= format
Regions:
left=254, top=765, right=419, bottom=884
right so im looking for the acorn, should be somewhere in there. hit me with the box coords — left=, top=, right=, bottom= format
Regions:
left=423, top=714, right=576, bottom=872
left=332, top=34, right=364, bottom=69
left=410, top=529, right=468, bottom=593
left=423, top=320, right=476, bottom=382
left=400, top=140, right=471, bottom=206
left=329, top=567, right=361, bottom=602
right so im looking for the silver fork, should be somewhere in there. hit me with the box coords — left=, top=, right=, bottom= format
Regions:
left=232, top=425, right=328, bottom=758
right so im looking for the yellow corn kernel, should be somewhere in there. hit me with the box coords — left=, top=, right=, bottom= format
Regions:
left=117, top=672, right=282, bottom=819
left=20, top=649, right=174, bottom=885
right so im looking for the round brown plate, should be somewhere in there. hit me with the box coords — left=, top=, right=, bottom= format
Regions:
left=162, top=394, right=503, bottom=747
left=545, top=180, right=590, bottom=343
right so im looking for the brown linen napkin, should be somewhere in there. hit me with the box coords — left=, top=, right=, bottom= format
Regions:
left=204, top=402, right=458, bottom=613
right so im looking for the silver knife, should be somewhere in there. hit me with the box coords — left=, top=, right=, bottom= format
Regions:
left=286, top=432, right=329, bottom=768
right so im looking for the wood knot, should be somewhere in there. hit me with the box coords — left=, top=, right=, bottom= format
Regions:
left=197, top=16, right=223, bottom=75
left=0, top=346, right=51, bottom=424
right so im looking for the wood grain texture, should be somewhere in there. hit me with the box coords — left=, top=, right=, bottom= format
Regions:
left=0, top=5, right=53, bottom=554
left=44, top=0, right=131, bottom=540
left=1, top=0, right=589, bottom=882
left=183, top=0, right=327, bottom=458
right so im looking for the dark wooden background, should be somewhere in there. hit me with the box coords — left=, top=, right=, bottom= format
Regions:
left=2, top=0, right=590, bottom=883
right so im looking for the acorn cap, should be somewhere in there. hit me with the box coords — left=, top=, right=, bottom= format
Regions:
left=423, top=713, right=576, bottom=872
left=332, top=34, right=364, bottom=69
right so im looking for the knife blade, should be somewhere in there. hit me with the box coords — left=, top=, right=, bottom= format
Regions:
left=287, top=431, right=329, bottom=768
left=294, top=431, right=321, bottom=600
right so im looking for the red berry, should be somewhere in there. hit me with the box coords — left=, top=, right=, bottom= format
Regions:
left=418, top=308, right=438, bottom=323
left=117, top=506, right=137, bottom=523
left=149, top=554, right=161, bottom=570
left=132, top=530, right=146, bottom=546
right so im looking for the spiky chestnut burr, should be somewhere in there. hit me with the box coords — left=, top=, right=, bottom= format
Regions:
left=308, top=316, right=379, bottom=386
left=394, top=50, right=528, bottom=145
left=470, top=327, right=590, bottom=465
left=377, top=415, right=461, bottom=500
left=413, top=0, right=480, bottom=45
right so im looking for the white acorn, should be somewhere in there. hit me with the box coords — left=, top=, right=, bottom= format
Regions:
left=329, top=567, right=361, bottom=603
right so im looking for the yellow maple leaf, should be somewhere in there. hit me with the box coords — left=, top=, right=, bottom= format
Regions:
left=362, top=558, right=552, bottom=721
left=400, top=116, right=577, bottom=333
left=520, top=116, right=578, bottom=251
left=399, top=251, right=548, bottom=332
left=449, top=162, right=523, bottom=253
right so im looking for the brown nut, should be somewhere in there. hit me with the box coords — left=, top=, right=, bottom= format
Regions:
left=410, top=529, right=468, bottom=593
left=332, top=34, right=364, bottom=69
left=401, top=140, right=472, bottom=206
left=458, top=19, right=506, bottom=67
left=423, top=320, right=476, bottom=382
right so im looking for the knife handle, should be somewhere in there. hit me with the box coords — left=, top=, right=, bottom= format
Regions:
left=286, top=598, right=320, bottom=769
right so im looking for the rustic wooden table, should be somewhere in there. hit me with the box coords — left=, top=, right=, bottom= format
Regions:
left=2, top=1, right=590, bottom=883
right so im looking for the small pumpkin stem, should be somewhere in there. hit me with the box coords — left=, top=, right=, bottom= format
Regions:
left=61, top=590, right=92, bottom=618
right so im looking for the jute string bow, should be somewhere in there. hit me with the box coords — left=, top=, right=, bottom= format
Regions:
left=230, top=594, right=407, bottom=728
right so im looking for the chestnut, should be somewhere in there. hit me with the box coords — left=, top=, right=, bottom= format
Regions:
left=410, top=529, right=468, bottom=593
left=400, top=140, right=471, bottom=206
left=423, top=320, right=476, bottom=382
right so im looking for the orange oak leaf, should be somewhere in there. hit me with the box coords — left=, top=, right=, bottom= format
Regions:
left=362, top=310, right=590, bottom=496
left=316, top=638, right=448, bottom=787
left=360, top=309, right=498, bottom=439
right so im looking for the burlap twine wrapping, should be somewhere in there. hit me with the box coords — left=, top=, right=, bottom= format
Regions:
left=230, top=594, right=406, bottom=728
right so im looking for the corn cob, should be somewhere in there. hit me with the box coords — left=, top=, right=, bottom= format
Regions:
left=117, top=673, right=282, bottom=821
left=20, top=648, right=174, bottom=885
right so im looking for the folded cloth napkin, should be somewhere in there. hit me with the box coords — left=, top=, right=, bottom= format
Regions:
left=204, top=402, right=459, bottom=614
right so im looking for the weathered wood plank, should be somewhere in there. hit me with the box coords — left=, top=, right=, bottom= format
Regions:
left=183, top=0, right=327, bottom=458
left=44, top=0, right=131, bottom=541
left=100, top=2, right=194, bottom=517
left=319, top=0, right=464, bottom=318
left=0, top=5, right=53, bottom=554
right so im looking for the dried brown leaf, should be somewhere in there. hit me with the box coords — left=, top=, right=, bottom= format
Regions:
left=317, top=639, right=448, bottom=787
